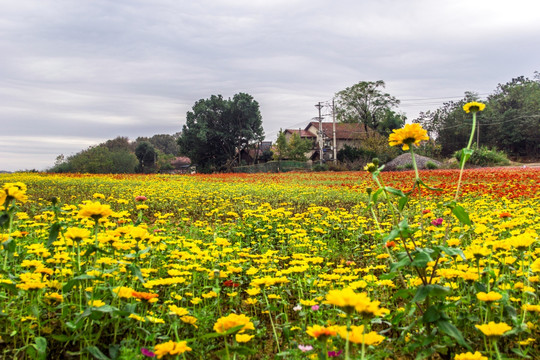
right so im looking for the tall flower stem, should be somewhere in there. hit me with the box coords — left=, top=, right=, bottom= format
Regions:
left=262, top=289, right=281, bottom=353
left=455, top=111, right=477, bottom=201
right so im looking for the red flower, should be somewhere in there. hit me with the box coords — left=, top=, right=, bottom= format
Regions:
left=223, top=280, right=240, bottom=287
left=135, top=196, right=147, bottom=202
left=385, top=241, right=396, bottom=248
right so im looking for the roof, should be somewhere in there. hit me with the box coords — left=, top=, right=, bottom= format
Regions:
left=306, top=122, right=371, bottom=140
left=284, top=129, right=316, bottom=138
left=171, top=156, right=191, bottom=167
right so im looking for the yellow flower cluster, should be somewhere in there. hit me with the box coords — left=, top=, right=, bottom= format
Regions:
left=153, top=340, right=191, bottom=358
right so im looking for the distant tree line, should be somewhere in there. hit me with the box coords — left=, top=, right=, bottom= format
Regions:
left=49, top=133, right=180, bottom=174
left=415, top=72, right=540, bottom=159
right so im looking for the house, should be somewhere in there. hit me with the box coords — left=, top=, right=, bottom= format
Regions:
left=169, top=156, right=192, bottom=173
left=284, top=122, right=372, bottom=161
left=238, top=141, right=273, bottom=165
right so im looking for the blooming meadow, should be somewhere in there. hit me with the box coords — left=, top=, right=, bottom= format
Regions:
left=1, top=166, right=538, bottom=359
left=1, top=109, right=539, bottom=359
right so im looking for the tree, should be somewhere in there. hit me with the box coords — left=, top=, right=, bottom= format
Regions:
left=135, top=141, right=157, bottom=173
left=415, top=92, right=480, bottom=156
left=481, top=75, right=540, bottom=157
left=178, top=93, right=264, bottom=172
left=334, top=80, right=400, bottom=134
left=285, top=133, right=312, bottom=161
left=273, top=130, right=288, bottom=161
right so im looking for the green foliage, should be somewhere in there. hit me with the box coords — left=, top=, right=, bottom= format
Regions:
left=312, top=163, right=328, bottom=172
left=137, top=133, right=180, bottom=155
left=334, top=80, right=401, bottom=135
left=416, top=72, right=540, bottom=159
left=425, top=161, right=439, bottom=170
left=337, top=133, right=399, bottom=169
left=178, top=93, right=264, bottom=172
left=454, top=145, right=510, bottom=167
left=396, top=163, right=414, bottom=171
left=274, top=131, right=312, bottom=162
left=135, top=141, right=157, bottom=173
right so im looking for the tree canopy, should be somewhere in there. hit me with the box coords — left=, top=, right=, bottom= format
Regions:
left=178, top=93, right=264, bottom=172
left=415, top=73, right=540, bottom=158
left=334, top=80, right=403, bottom=135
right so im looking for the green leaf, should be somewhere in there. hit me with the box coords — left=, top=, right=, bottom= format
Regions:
left=435, top=246, right=466, bottom=260
left=85, top=346, right=111, bottom=360
left=411, top=250, right=433, bottom=268
left=389, top=256, right=411, bottom=272
left=384, top=186, right=406, bottom=197
left=2, top=238, right=16, bottom=253
left=371, top=188, right=384, bottom=204
left=459, top=148, right=474, bottom=168
left=51, top=334, right=72, bottom=342
left=0, top=282, right=18, bottom=294
left=435, top=319, right=470, bottom=350
left=422, top=306, right=442, bottom=323
left=398, top=196, right=409, bottom=211
left=62, top=275, right=96, bottom=293
left=35, top=337, right=47, bottom=359
left=416, top=178, right=443, bottom=191
left=127, top=263, right=145, bottom=284
left=452, top=205, right=471, bottom=225
left=412, top=285, right=451, bottom=303
left=47, top=222, right=62, bottom=248
left=0, top=214, right=9, bottom=228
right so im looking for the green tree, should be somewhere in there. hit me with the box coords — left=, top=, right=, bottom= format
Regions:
left=335, top=80, right=401, bottom=134
left=178, top=93, right=264, bottom=172
left=273, top=129, right=288, bottom=161
left=415, top=92, right=480, bottom=156
left=481, top=75, right=540, bottom=157
left=135, top=141, right=157, bottom=173
left=110, top=150, right=138, bottom=173
left=285, top=133, right=312, bottom=161
left=68, top=146, right=114, bottom=173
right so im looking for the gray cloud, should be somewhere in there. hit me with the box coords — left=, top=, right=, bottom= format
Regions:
left=1, top=0, right=539, bottom=171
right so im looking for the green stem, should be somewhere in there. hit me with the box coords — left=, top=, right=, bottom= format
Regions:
left=455, top=111, right=477, bottom=201
left=262, top=290, right=281, bottom=353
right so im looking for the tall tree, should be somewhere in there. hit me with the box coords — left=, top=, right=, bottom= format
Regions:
left=481, top=75, right=540, bottom=157
left=178, top=93, right=264, bottom=172
left=135, top=141, right=157, bottom=173
left=334, top=80, right=400, bottom=134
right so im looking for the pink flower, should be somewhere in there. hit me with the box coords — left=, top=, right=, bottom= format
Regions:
left=328, top=350, right=343, bottom=357
left=135, top=196, right=147, bottom=202
left=141, top=348, right=155, bottom=357
left=311, top=305, right=320, bottom=311
left=431, top=218, right=443, bottom=226
left=298, top=344, right=313, bottom=352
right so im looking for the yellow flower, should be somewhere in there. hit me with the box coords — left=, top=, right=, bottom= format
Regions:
left=154, top=340, right=192, bottom=359
left=235, top=333, right=255, bottom=343
left=168, top=305, right=189, bottom=317
left=78, top=201, right=112, bottom=221
left=463, top=101, right=486, bottom=113
left=180, top=315, right=198, bottom=328
left=88, top=300, right=106, bottom=307
left=388, top=123, right=429, bottom=151
left=476, top=291, right=502, bottom=302
left=364, top=163, right=377, bottom=172
left=213, top=313, right=254, bottom=334
left=475, top=322, right=512, bottom=338
left=64, top=227, right=92, bottom=243
left=338, top=325, right=384, bottom=345
left=112, top=286, right=134, bottom=299
left=531, top=258, right=540, bottom=273
left=306, top=325, right=338, bottom=341
left=0, top=182, right=28, bottom=204
left=454, top=351, right=488, bottom=360
left=325, top=288, right=386, bottom=316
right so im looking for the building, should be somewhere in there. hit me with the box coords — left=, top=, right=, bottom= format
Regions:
left=284, top=122, right=372, bottom=162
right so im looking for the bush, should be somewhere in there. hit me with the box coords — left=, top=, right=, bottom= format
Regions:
left=454, top=145, right=510, bottom=167
left=425, top=161, right=439, bottom=170
left=396, top=163, right=414, bottom=171
left=312, top=164, right=329, bottom=172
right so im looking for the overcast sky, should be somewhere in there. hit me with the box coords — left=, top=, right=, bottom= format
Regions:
left=1, top=0, right=539, bottom=171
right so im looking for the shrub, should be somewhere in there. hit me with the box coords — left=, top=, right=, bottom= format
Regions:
left=312, top=163, right=329, bottom=172
left=425, top=161, right=439, bottom=170
left=396, top=163, right=414, bottom=171
left=454, top=145, right=510, bottom=166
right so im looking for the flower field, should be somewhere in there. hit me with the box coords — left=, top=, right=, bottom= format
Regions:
left=0, top=168, right=539, bottom=359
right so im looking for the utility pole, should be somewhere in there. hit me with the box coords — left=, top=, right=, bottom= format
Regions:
left=315, top=102, right=323, bottom=165
left=332, top=99, right=337, bottom=163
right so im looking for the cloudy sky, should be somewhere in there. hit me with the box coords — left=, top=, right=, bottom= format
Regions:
left=1, top=0, right=539, bottom=171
